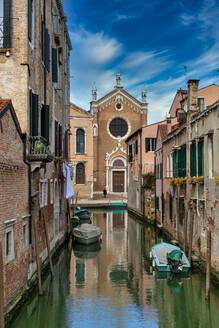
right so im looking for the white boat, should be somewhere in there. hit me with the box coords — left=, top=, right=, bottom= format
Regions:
left=72, top=223, right=102, bottom=245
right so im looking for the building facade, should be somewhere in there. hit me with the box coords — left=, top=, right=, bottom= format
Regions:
left=0, top=0, right=72, bottom=317
left=91, top=75, right=147, bottom=198
left=69, top=103, right=94, bottom=199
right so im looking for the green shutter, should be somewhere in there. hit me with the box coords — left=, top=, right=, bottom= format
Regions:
left=145, top=138, right=150, bottom=152
left=41, top=105, right=49, bottom=141
left=30, top=91, right=38, bottom=136
left=182, top=146, right=186, bottom=177
left=52, top=48, right=58, bottom=82
left=190, top=143, right=196, bottom=177
left=3, top=0, right=12, bottom=48
left=198, top=139, right=204, bottom=176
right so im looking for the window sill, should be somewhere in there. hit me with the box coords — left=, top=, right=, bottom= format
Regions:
left=0, top=48, right=11, bottom=53
left=75, top=152, right=87, bottom=155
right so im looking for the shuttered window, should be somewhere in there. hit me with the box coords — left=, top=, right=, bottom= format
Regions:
left=135, top=140, right=138, bottom=155
left=190, top=143, right=196, bottom=177
left=29, top=90, right=39, bottom=136
left=52, top=48, right=58, bottom=82
left=41, top=105, right=49, bottom=142
left=76, top=163, right=85, bottom=184
left=128, top=144, right=133, bottom=162
left=145, top=138, right=156, bottom=152
left=0, top=0, right=11, bottom=48
left=44, top=28, right=50, bottom=72
left=198, top=139, right=204, bottom=176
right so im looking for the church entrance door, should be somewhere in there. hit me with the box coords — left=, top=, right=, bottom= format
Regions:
left=113, top=171, right=124, bottom=192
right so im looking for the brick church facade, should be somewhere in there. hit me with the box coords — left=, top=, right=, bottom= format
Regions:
left=70, top=74, right=148, bottom=199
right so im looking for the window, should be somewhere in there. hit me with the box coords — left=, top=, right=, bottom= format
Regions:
left=5, top=223, right=14, bottom=263
left=28, top=0, right=34, bottom=43
left=198, top=139, right=204, bottom=176
left=169, top=194, right=173, bottom=222
left=155, top=197, right=159, bottom=210
left=22, top=218, right=29, bottom=249
left=55, top=121, right=62, bottom=157
left=0, top=0, right=11, bottom=49
left=208, top=135, right=214, bottom=178
left=109, top=118, right=128, bottom=138
left=29, top=89, right=39, bottom=136
left=145, top=138, right=156, bottom=152
left=190, top=143, right=196, bottom=177
left=76, top=129, right=85, bottom=153
left=50, top=179, right=54, bottom=204
left=76, top=163, right=85, bottom=184
left=40, top=179, right=48, bottom=207
left=128, top=144, right=133, bottom=162
left=52, top=48, right=58, bottom=83
left=53, top=8, right=57, bottom=33
left=135, top=140, right=138, bottom=155
left=41, top=105, right=49, bottom=141
left=113, top=159, right=124, bottom=166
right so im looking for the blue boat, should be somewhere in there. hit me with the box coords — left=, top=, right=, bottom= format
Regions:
left=104, top=202, right=127, bottom=210
left=75, top=208, right=91, bottom=219
left=151, top=242, right=190, bottom=273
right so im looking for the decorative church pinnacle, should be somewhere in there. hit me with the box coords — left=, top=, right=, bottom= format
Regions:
left=142, top=89, right=147, bottom=103
left=92, top=83, right=97, bottom=101
left=116, top=73, right=122, bottom=87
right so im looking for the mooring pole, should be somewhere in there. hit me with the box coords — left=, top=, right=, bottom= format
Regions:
left=188, top=205, right=194, bottom=264
left=0, top=242, right=5, bottom=328
left=42, top=211, right=54, bottom=279
left=206, top=228, right=211, bottom=300
left=33, top=219, right=43, bottom=295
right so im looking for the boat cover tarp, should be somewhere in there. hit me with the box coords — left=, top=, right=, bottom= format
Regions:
left=73, top=223, right=101, bottom=240
left=166, top=249, right=183, bottom=262
left=155, top=247, right=186, bottom=265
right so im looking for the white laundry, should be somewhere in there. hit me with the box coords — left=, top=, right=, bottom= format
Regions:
left=63, top=163, right=74, bottom=199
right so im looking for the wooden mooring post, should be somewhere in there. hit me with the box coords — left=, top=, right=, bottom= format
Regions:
left=188, top=205, right=194, bottom=264
left=206, top=228, right=211, bottom=300
left=0, top=242, right=5, bottom=328
left=33, top=219, right=43, bottom=296
left=42, top=211, right=54, bottom=279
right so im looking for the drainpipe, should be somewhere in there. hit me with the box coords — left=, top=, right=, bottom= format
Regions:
left=195, top=121, right=200, bottom=217
left=21, top=133, right=32, bottom=244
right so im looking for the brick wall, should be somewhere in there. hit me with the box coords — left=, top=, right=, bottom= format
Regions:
left=0, top=109, right=29, bottom=305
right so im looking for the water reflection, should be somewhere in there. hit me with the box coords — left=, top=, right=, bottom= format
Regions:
left=8, top=210, right=219, bottom=328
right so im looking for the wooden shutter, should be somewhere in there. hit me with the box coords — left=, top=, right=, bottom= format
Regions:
left=30, top=90, right=39, bottom=136
left=28, top=0, right=32, bottom=41
left=55, top=120, right=59, bottom=156
left=145, top=138, right=150, bottom=152
left=44, top=28, right=50, bottom=72
left=190, top=143, right=196, bottom=177
left=59, top=124, right=62, bottom=156
left=198, top=139, right=204, bottom=176
left=3, top=0, right=11, bottom=48
left=41, top=105, right=49, bottom=141
left=52, top=48, right=58, bottom=82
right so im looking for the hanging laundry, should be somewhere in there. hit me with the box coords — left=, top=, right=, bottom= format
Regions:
left=63, top=163, right=74, bottom=199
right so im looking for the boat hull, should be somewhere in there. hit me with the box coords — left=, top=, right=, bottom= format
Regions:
left=151, top=242, right=190, bottom=273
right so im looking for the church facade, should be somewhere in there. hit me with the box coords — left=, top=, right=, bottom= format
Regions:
left=70, top=74, right=147, bottom=199
left=92, top=74, right=147, bottom=198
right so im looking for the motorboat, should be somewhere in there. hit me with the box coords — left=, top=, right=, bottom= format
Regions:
left=151, top=242, right=190, bottom=273
left=72, top=223, right=102, bottom=245
left=75, top=207, right=91, bottom=219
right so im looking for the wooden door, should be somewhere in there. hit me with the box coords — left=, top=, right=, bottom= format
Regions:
left=113, top=171, right=124, bottom=192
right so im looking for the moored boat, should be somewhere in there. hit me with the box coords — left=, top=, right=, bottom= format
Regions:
left=75, top=208, right=91, bottom=219
left=72, top=223, right=102, bottom=245
left=72, top=241, right=102, bottom=259
left=151, top=242, right=190, bottom=273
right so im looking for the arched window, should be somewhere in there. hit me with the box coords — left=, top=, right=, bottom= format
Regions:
left=76, top=129, right=85, bottom=153
left=76, top=163, right=85, bottom=184
left=113, top=159, right=124, bottom=167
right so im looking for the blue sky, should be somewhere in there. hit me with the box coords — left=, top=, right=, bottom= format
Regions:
left=63, top=0, right=219, bottom=123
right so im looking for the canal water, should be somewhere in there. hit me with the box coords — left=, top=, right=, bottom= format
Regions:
left=8, top=210, right=219, bottom=328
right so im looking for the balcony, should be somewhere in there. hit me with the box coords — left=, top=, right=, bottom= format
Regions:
left=27, top=136, right=53, bottom=163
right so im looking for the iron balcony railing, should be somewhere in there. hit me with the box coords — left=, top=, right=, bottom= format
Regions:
left=0, top=16, right=11, bottom=49
left=27, top=136, right=53, bottom=163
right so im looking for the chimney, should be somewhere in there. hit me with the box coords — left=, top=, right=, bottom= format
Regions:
left=187, top=79, right=199, bottom=117
left=166, top=117, right=172, bottom=134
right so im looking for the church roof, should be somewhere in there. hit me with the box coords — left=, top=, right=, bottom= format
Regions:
left=96, top=87, right=144, bottom=107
